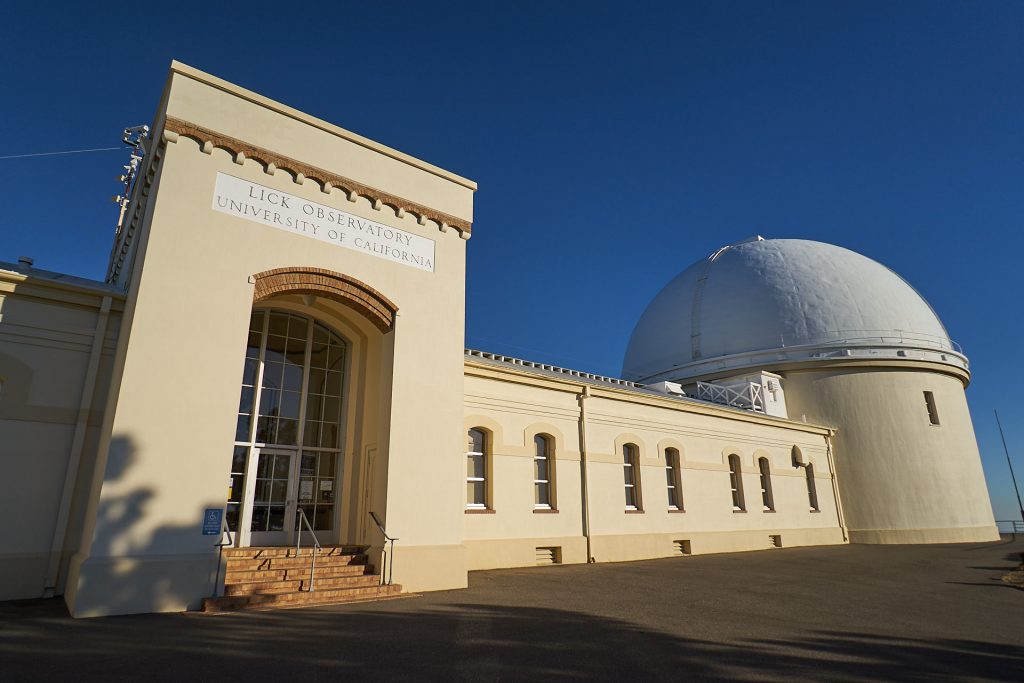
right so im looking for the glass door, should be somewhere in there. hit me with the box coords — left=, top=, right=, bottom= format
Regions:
left=247, top=448, right=298, bottom=546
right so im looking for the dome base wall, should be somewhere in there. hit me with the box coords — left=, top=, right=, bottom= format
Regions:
left=848, top=525, right=999, bottom=545
left=781, top=367, right=997, bottom=542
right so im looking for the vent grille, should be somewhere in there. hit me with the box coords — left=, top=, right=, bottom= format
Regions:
left=769, top=534, right=782, bottom=548
left=535, top=546, right=561, bottom=565
left=673, top=540, right=692, bottom=556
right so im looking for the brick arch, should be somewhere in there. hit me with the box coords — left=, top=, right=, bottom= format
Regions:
left=252, top=267, right=397, bottom=333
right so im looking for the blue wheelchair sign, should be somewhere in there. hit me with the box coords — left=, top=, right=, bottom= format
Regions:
left=202, top=508, right=223, bottom=535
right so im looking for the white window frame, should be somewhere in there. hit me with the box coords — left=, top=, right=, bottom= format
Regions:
left=623, top=443, right=641, bottom=511
left=728, top=454, right=745, bottom=512
left=758, top=457, right=775, bottom=512
left=665, top=448, right=683, bottom=511
left=806, top=463, right=820, bottom=512
left=533, top=434, right=553, bottom=510
left=466, top=428, right=488, bottom=510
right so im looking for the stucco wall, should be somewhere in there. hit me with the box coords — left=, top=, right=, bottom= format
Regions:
left=782, top=367, right=998, bottom=543
left=464, top=362, right=846, bottom=570
left=0, top=274, right=122, bottom=600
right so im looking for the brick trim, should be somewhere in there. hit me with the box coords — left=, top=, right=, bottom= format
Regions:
left=252, top=267, right=397, bottom=333
left=164, top=117, right=471, bottom=235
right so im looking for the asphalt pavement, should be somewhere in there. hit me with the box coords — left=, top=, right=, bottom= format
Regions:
left=1, top=536, right=1022, bottom=681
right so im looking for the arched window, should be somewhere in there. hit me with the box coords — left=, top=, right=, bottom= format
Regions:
left=534, top=434, right=554, bottom=509
left=728, top=454, right=745, bottom=512
left=467, top=428, right=488, bottom=509
left=623, top=443, right=641, bottom=511
left=806, top=463, right=820, bottom=512
left=664, top=448, right=683, bottom=510
left=758, top=457, right=775, bottom=512
left=228, top=309, right=347, bottom=537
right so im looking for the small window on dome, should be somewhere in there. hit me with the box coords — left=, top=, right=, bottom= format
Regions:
left=923, top=391, right=940, bottom=426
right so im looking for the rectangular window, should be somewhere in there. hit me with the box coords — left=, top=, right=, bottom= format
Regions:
left=623, top=444, right=640, bottom=510
left=665, top=448, right=683, bottom=510
left=758, top=457, right=775, bottom=512
left=806, top=463, right=820, bottom=511
left=924, top=391, right=940, bottom=425
left=534, top=435, right=553, bottom=509
left=729, top=455, right=745, bottom=511
left=467, top=428, right=487, bottom=509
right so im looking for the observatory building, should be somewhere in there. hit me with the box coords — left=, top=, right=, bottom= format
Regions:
left=0, top=63, right=998, bottom=617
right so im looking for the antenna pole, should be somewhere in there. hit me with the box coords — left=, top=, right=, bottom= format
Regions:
left=995, top=410, right=1024, bottom=525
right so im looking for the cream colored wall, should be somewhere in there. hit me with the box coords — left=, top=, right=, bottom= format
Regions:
left=0, top=275, right=123, bottom=600
left=783, top=367, right=998, bottom=543
left=65, top=65, right=474, bottom=616
left=464, top=364, right=846, bottom=570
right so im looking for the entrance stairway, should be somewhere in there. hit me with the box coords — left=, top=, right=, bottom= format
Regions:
left=202, top=545, right=403, bottom=613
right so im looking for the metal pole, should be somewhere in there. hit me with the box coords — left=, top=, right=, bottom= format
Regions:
left=995, top=410, right=1024, bottom=524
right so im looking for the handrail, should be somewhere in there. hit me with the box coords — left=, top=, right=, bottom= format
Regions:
left=368, top=511, right=398, bottom=586
left=212, top=525, right=234, bottom=598
left=296, top=508, right=321, bottom=592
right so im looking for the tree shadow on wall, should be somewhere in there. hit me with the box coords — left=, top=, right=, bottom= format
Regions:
left=67, top=435, right=226, bottom=615
left=0, top=601, right=1022, bottom=681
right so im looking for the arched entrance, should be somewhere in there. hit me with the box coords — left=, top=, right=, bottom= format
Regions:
left=226, top=309, right=350, bottom=546
left=222, top=268, right=398, bottom=548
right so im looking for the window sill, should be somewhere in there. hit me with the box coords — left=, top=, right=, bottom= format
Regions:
left=667, top=508, right=686, bottom=514
left=625, top=509, right=645, bottom=514
left=732, top=509, right=747, bottom=514
left=809, top=509, right=821, bottom=513
left=465, top=508, right=495, bottom=514
left=762, top=509, right=776, bottom=513
left=533, top=508, right=559, bottom=514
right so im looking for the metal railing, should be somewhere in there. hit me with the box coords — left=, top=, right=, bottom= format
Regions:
left=996, top=519, right=1024, bottom=534
left=296, top=508, right=321, bottom=592
left=212, top=527, right=234, bottom=598
left=696, top=381, right=764, bottom=413
left=369, top=511, right=398, bottom=586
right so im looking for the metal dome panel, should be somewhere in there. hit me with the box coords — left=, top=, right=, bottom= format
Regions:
left=622, top=238, right=963, bottom=382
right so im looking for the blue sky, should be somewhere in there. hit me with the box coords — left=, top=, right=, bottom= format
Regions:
left=2, top=1, right=1022, bottom=519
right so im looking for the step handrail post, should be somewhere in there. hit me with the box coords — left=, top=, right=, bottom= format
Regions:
left=368, top=511, right=398, bottom=586
left=296, top=508, right=321, bottom=592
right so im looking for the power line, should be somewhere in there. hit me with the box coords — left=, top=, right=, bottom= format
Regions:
left=0, top=146, right=124, bottom=160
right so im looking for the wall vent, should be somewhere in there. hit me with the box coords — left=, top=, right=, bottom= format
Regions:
left=535, top=546, right=561, bottom=565
left=673, top=539, right=692, bottom=556
left=769, top=534, right=782, bottom=548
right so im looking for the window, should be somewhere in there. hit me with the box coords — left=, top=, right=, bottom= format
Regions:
left=534, top=434, right=554, bottom=509
left=467, top=428, right=488, bottom=509
left=665, top=448, right=683, bottom=510
left=806, top=463, right=820, bottom=511
left=623, top=443, right=641, bottom=510
left=728, top=454, right=745, bottom=511
left=923, top=391, right=940, bottom=425
left=758, top=457, right=775, bottom=511
left=230, top=310, right=346, bottom=533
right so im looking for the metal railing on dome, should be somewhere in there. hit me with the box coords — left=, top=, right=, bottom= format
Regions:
left=696, top=381, right=764, bottom=413
left=776, top=329, right=962, bottom=354
left=996, top=520, right=1024, bottom=534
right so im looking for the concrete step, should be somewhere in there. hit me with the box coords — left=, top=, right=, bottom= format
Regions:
left=225, top=564, right=374, bottom=584
left=224, top=574, right=382, bottom=596
left=202, top=583, right=404, bottom=613
left=225, top=554, right=369, bottom=571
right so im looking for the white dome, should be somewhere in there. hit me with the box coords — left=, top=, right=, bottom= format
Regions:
left=622, top=237, right=966, bottom=383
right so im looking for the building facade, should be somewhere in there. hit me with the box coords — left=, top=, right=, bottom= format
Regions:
left=0, top=63, right=997, bottom=617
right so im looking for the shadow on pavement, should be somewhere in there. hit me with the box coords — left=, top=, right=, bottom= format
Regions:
left=1, top=597, right=1022, bottom=682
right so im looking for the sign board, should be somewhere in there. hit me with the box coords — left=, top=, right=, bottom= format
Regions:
left=300, top=480, right=314, bottom=501
left=202, top=508, right=223, bottom=536
left=213, top=173, right=435, bottom=272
